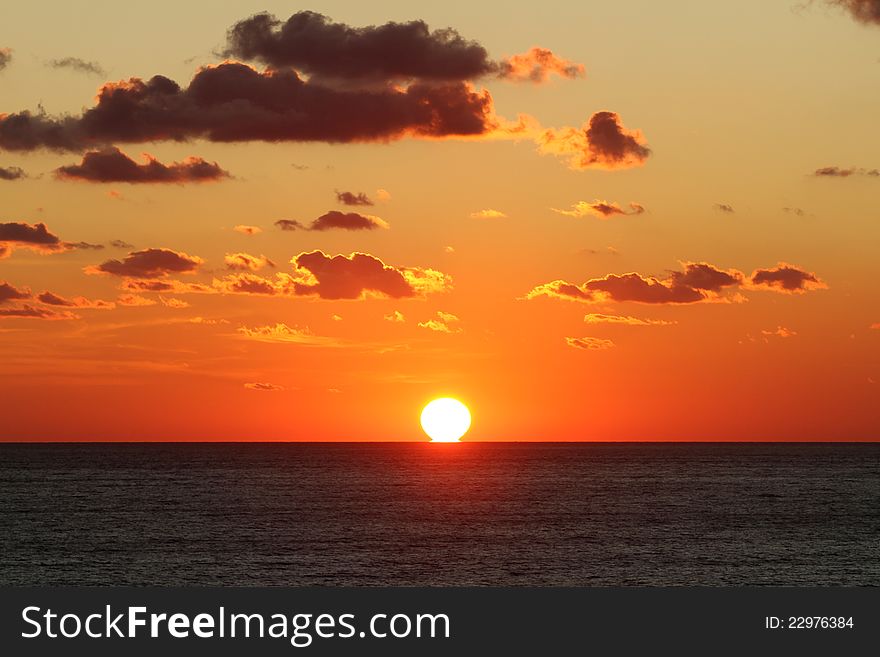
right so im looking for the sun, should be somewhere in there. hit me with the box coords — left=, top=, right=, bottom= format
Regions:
left=421, top=398, right=471, bottom=442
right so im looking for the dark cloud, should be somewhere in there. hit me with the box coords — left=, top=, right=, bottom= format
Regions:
left=36, top=291, right=114, bottom=309
left=813, top=166, right=879, bottom=177
left=275, top=219, right=306, bottom=231
left=0, top=18, right=631, bottom=173
left=276, top=211, right=388, bottom=231
left=336, top=190, right=374, bottom=206
left=0, top=48, right=11, bottom=71
left=48, top=57, right=107, bottom=77
left=0, top=304, right=78, bottom=320
left=668, top=262, right=744, bottom=292
left=56, top=147, right=230, bottom=183
left=527, top=262, right=745, bottom=304
left=749, top=263, right=827, bottom=293
left=0, top=111, right=83, bottom=152
left=224, top=11, right=497, bottom=80
left=782, top=207, right=806, bottom=217
left=0, top=281, right=30, bottom=304
left=0, top=221, right=61, bottom=245
left=224, top=12, right=583, bottom=86
left=0, top=63, right=495, bottom=152
left=311, top=211, right=387, bottom=231
left=0, top=165, right=26, bottom=180
left=291, top=251, right=416, bottom=299
left=110, top=239, right=134, bottom=249
left=87, top=248, right=203, bottom=278
left=0, top=221, right=70, bottom=257
left=537, top=111, right=651, bottom=170
left=715, top=203, right=735, bottom=213
left=120, top=278, right=214, bottom=294
left=586, top=273, right=708, bottom=304
left=824, top=1, right=880, bottom=25
left=67, top=241, right=105, bottom=250
left=290, top=250, right=449, bottom=300
left=581, top=112, right=651, bottom=168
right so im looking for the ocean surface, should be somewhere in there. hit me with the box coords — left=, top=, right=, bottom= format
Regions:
left=1, top=443, right=878, bottom=586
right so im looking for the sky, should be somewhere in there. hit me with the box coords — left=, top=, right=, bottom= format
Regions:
left=0, top=0, right=878, bottom=441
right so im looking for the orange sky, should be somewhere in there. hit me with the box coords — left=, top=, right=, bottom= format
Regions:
left=1, top=1, right=878, bottom=441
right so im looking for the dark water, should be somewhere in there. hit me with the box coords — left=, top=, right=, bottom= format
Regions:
left=1, top=443, right=878, bottom=586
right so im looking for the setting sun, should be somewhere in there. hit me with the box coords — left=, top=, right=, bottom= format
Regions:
left=421, top=398, right=472, bottom=442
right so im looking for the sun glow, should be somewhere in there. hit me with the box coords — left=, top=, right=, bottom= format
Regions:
left=421, top=398, right=471, bottom=442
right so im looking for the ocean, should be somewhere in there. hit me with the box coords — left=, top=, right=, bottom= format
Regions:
left=1, top=443, right=878, bottom=586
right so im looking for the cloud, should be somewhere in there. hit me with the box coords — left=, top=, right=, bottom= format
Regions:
left=0, top=304, right=78, bottom=320
left=36, top=291, right=114, bottom=309
left=0, top=281, right=30, bottom=304
left=233, top=225, right=262, bottom=235
left=376, top=188, right=392, bottom=202
left=418, top=310, right=461, bottom=333
left=823, top=1, right=880, bottom=25
left=535, top=111, right=651, bottom=170
left=244, top=382, right=284, bottom=391
left=56, top=147, right=230, bottom=183
left=714, top=203, right=735, bottom=213
left=290, top=250, right=450, bottom=300
left=384, top=310, right=405, bottom=322
left=813, top=166, right=879, bottom=177
left=311, top=211, right=388, bottom=231
left=0, top=63, right=495, bottom=152
left=552, top=200, right=645, bottom=218
left=336, top=190, right=374, bottom=206
left=213, top=272, right=290, bottom=295
left=0, top=17, right=641, bottom=174
left=237, top=322, right=335, bottom=345
left=761, top=326, right=797, bottom=338
left=565, top=336, right=615, bottom=350
left=470, top=209, right=507, bottom=219
left=110, top=239, right=134, bottom=249
left=275, top=211, right=388, bottom=231
left=275, top=219, right=305, bottom=231
left=87, top=248, right=203, bottom=278
left=159, top=296, right=189, bottom=309
left=225, top=12, right=583, bottom=86
left=584, top=313, right=675, bottom=326
left=749, top=263, right=827, bottom=293
left=120, top=278, right=214, bottom=294
left=499, top=47, right=585, bottom=83
left=0, top=221, right=70, bottom=257
left=0, top=48, right=11, bottom=71
left=669, top=262, right=744, bottom=292
left=117, top=293, right=156, bottom=306
left=782, top=207, right=806, bottom=217
left=224, top=252, right=275, bottom=271
left=224, top=11, right=499, bottom=80
left=188, top=316, right=229, bottom=325
left=526, top=262, right=747, bottom=304
left=68, top=241, right=105, bottom=250
left=579, top=246, right=620, bottom=257
left=47, top=57, right=107, bottom=77
left=0, top=165, right=26, bottom=181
